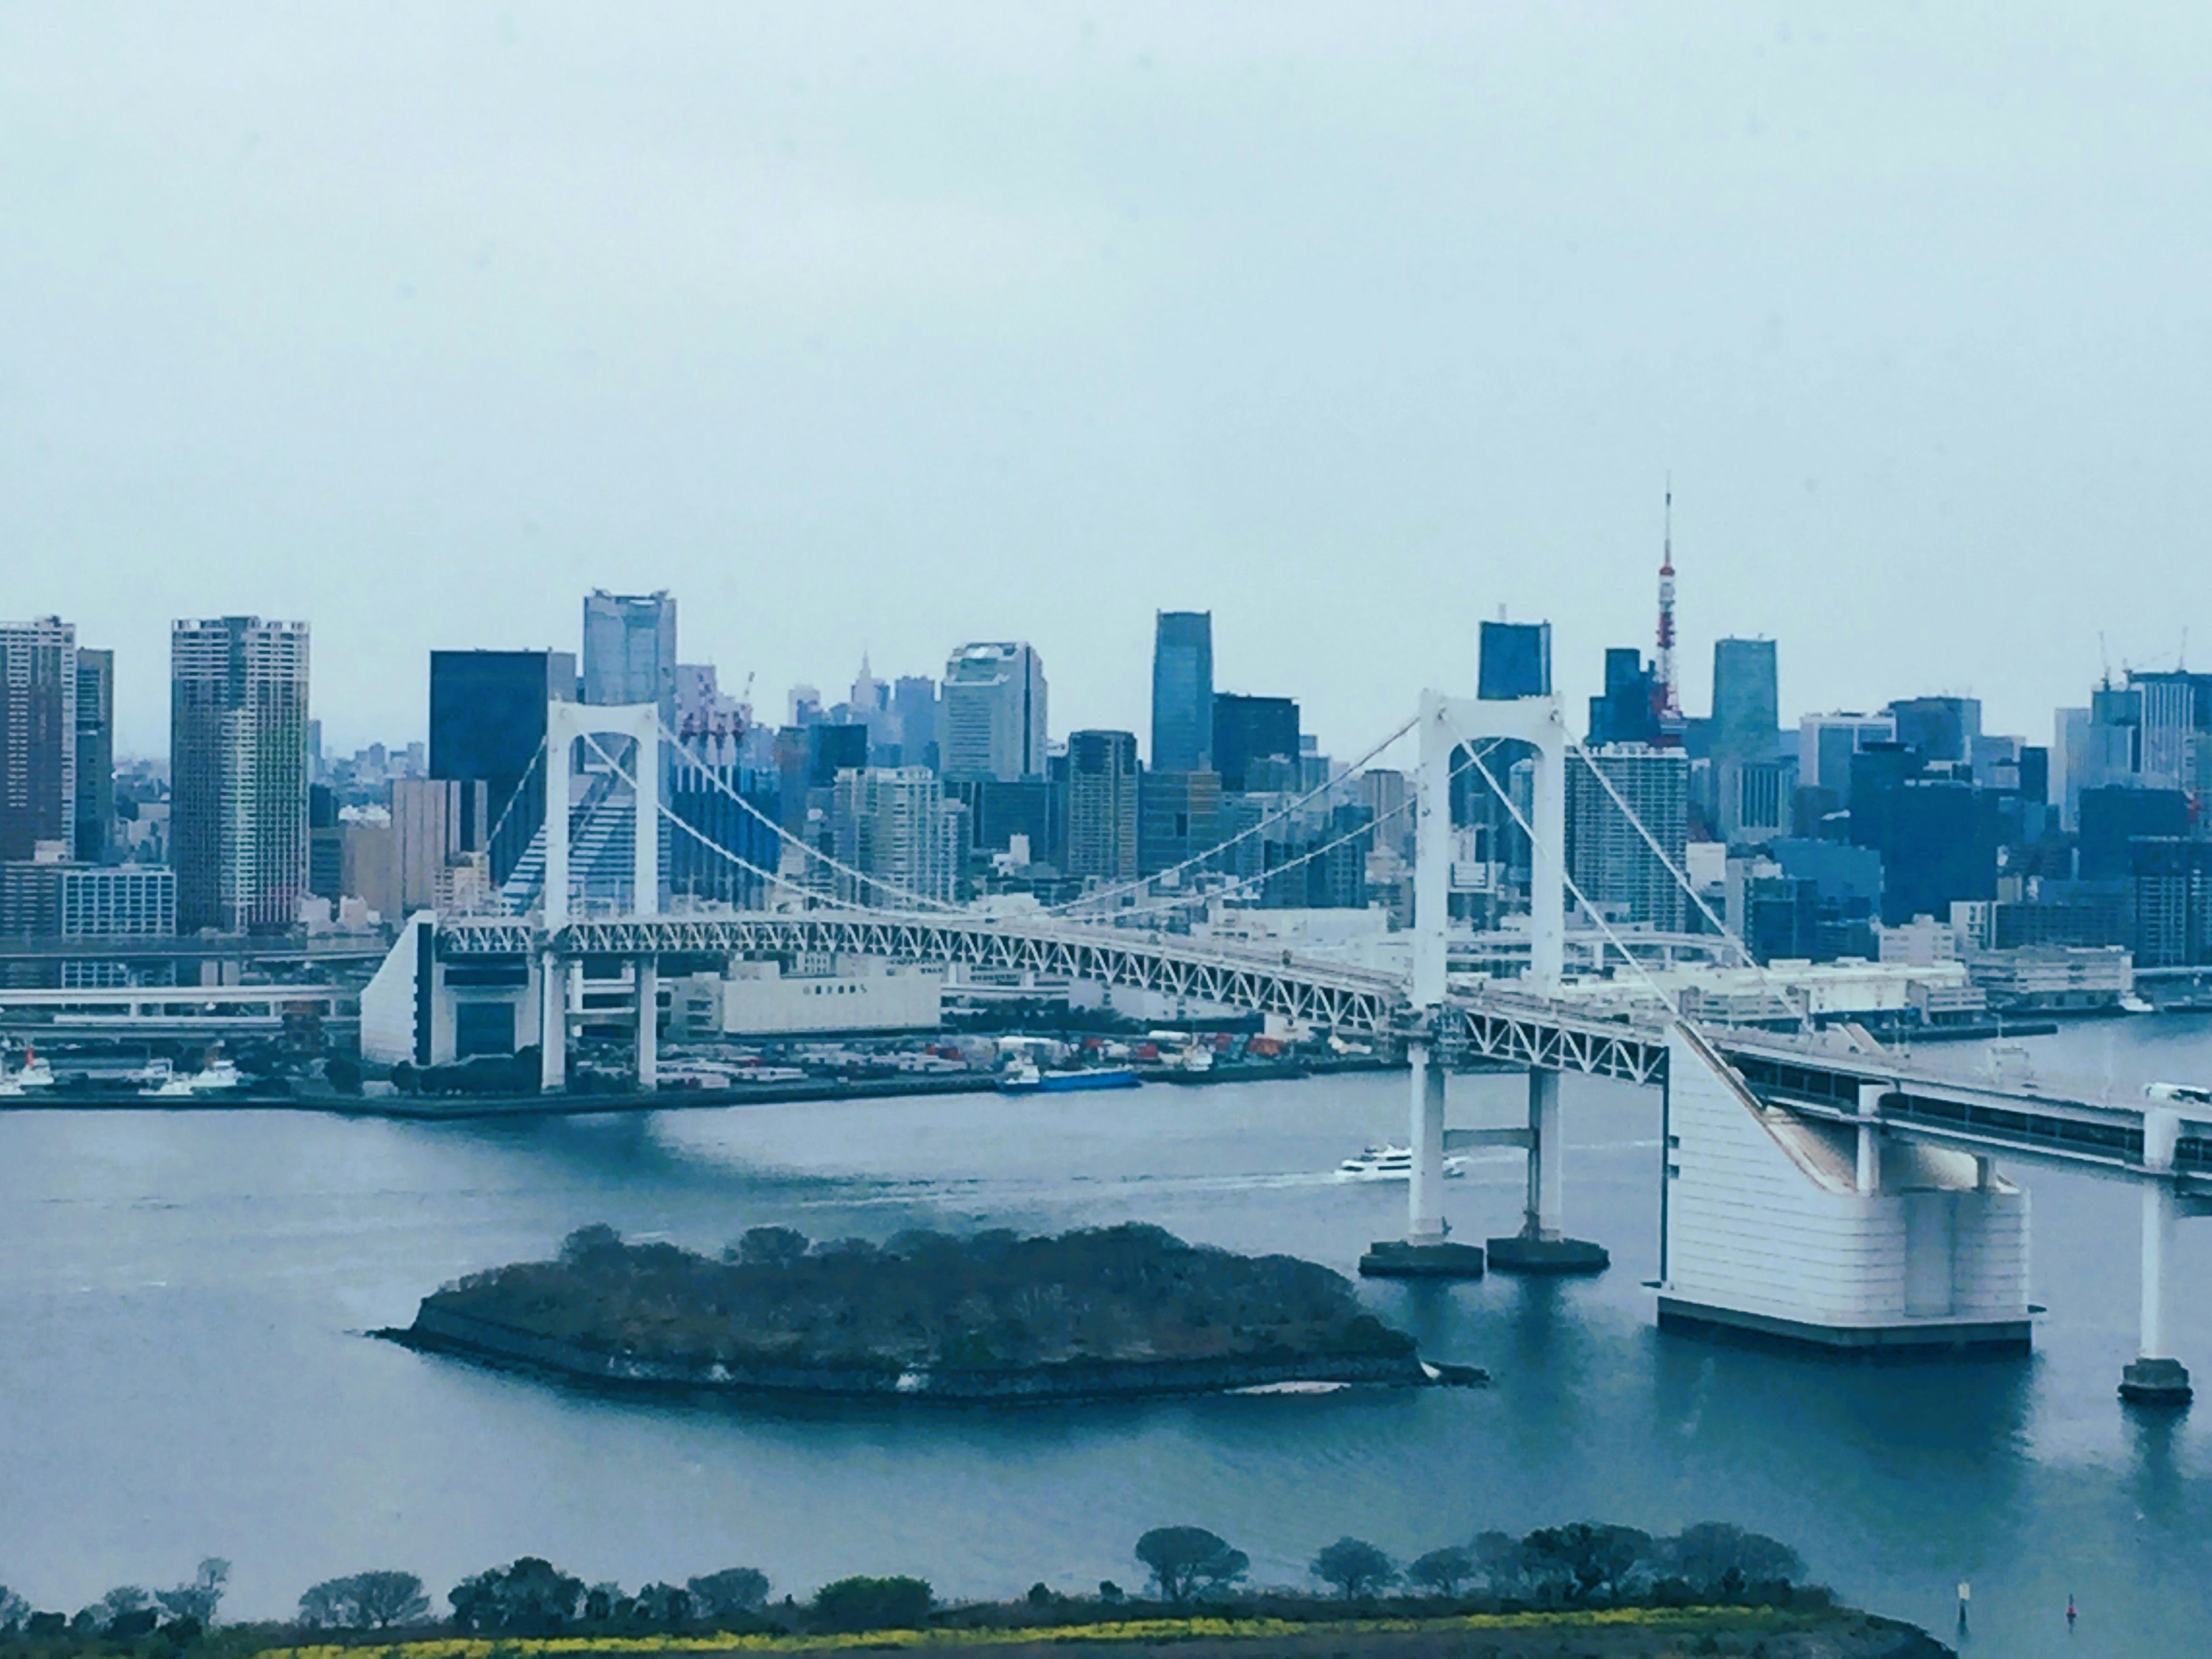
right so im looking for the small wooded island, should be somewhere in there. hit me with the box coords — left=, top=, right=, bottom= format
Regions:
left=383, top=1222, right=1475, bottom=1400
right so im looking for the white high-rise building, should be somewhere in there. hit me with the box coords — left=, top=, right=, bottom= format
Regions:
left=1565, top=744, right=1690, bottom=931
left=830, top=767, right=955, bottom=905
left=941, top=642, right=1048, bottom=781
left=171, top=616, right=310, bottom=932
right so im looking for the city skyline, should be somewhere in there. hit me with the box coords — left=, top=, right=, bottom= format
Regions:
left=8, top=7, right=2211, bottom=756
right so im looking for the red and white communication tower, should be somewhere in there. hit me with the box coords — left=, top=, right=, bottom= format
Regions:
left=1653, top=482, right=1686, bottom=743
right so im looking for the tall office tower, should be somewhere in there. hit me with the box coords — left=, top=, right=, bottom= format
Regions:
left=73, top=648, right=114, bottom=862
left=0, top=616, right=78, bottom=863
left=892, top=675, right=939, bottom=771
left=1885, top=695, right=1982, bottom=766
left=1065, top=729, right=1139, bottom=881
left=1211, top=694, right=1299, bottom=793
left=170, top=617, right=310, bottom=933
left=2128, top=838, right=2212, bottom=968
left=941, top=642, right=1047, bottom=781
left=1797, top=712, right=1895, bottom=808
left=1588, top=647, right=1661, bottom=747
left=1710, top=638, right=1779, bottom=763
left=1138, top=769, right=1222, bottom=876
left=828, top=767, right=953, bottom=904
left=2126, top=671, right=2212, bottom=789
left=1478, top=620, right=1552, bottom=700
left=1565, top=744, right=1690, bottom=930
left=581, top=589, right=677, bottom=719
left=429, top=650, right=576, bottom=885
left=1150, top=611, right=1214, bottom=772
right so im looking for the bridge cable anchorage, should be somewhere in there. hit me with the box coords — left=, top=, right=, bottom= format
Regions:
left=1044, top=715, right=1419, bottom=916
left=1067, top=737, right=1502, bottom=929
left=649, top=714, right=966, bottom=912
left=576, top=730, right=902, bottom=917
left=1566, top=743, right=1760, bottom=969
left=1441, top=709, right=1688, bottom=1019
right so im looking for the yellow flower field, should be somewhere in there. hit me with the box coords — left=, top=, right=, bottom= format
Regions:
left=255, top=1605, right=1798, bottom=1659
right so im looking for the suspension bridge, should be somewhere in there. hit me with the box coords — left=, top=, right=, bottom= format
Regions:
left=361, top=680, right=2212, bottom=1409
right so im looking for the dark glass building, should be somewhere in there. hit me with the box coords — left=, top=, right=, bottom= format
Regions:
left=1588, top=647, right=1660, bottom=746
left=2078, top=785, right=2189, bottom=881
left=1478, top=621, right=1551, bottom=700
left=1887, top=695, right=1982, bottom=766
left=1150, top=611, right=1214, bottom=774
left=1211, top=694, right=1299, bottom=793
left=428, top=650, right=576, bottom=886
left=1710, top=638, right=1779, bottom=763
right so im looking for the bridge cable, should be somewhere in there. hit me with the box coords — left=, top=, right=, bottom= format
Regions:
left=652, top=714, right=967, bottom=913
left=1046, top=716, right=1419, bottom=915
left=1445, top=711, right=1806, bottom=1031
left=574, top=730, right=901, bottom=916
left=1066, top=738, right=1501, bottom=929
left=1566, top=743, right=1758, bottom=968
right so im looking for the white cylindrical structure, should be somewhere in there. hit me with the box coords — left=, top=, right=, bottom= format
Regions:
left=539, top=952, right=566, bottom=1092
left=1411, top=703, right=1452, bottom=1010
left=2141, top=1179, right=2176, bottom=1362
left=634, top=735, right=660, bottom=917
left=1857, top=1082, right=1885, bottom=1195
left=1407, top=1043, right=1446, bottom=1244
left=1529, top=735, right=1565, bottom=991
left=1528, top=1067, right=1563, bottom=1237
left=635, top=959, right=658, bottom=1090
left=544, top=726, right=570, bottom=932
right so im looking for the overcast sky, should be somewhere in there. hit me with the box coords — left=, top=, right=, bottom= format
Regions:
left=4, top=3, right=2208, bottom=760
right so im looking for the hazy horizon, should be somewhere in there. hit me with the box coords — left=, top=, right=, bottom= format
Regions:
left=6, top=4, right=2208, bottom=758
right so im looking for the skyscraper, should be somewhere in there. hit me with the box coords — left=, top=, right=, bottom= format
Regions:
left=74, top=649, right=114, bottom=862
left=1886, top=695, right=1982, bottom=767
left=1065, top=729, right=1139, bottom=881
left=171, top=617, right=310, bottom=933
left=941, top=642, right=1047, bottom=781
left=1566, top=745, right=1690, bottom=930
left=892, top=675, right=939, bottom=771
left=1211, top=694, right=1299, bottom=793
left=0, top=617, right=77, bottom=863
left=1150, top=612, right=1214, bottom=772
left=429, top=650, right=576, bottom=885
left=1587, top=647, right=1660, bottom=747
left=829, top=767, right=955, bottom=904
left=1478, top=620, right=1552, bottom=700
left=1710, top=638, right=1779, bottom=763
left=581, top=589, right=677, bottom=720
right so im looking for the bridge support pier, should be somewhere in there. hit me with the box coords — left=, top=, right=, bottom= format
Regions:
left=635, top=958, right=658, bottom=1091
left=1488, top=1068, right=1609, bottom=1275
left=538, top=952, right=566, bottom=1093
left=1358, top=1040, right=1486, bottom=1279
left=2123, top=1108, right=2190, bottom=1407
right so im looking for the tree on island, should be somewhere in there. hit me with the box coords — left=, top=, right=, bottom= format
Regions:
left=812, top=1575, right=932, bottom=1632
left=1134, top=1528, right=1249, bottom=1603
left=1660, top=1523, right=1804, bottom=1598
left=155, top=1559, right=229, bottom=1626
left=1310, top=1538, right=1396, bottom=1600
left=298, top=1570, right=431, bottom=1629
left=0, top=1585, right=28, bottom=1631
left=449, top=1558, right=585, bottom=1632
left=1403, top=1546, right=1476, bottom=1597
left=687, top=1567, right=772, bottom=1621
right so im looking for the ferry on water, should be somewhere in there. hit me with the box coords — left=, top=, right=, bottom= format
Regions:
left=1336, top=1145, right=1471, bottom=1181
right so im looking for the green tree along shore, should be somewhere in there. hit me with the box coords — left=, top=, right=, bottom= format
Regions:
left=0, top=1522, right=1950, bottom=1659
left=382, top=1224, right=1452, bottom=1399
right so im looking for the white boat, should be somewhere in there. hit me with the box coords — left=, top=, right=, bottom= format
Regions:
left=127, top=1058, right=175, bottom=1086
left=2122, top=993, right=2157, bottom=1015
left=1335, top=1145, right=1470, bottom=1181
left=140, top=1075, right=199, bottom=1099
left=190, top=1056, right=243, bottom=1091
left=12, top=1051, right=55, bottom=1089
left=0, top=1075, right=25, bottom=1099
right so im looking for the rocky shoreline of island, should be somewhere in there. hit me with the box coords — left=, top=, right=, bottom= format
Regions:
left=377, top=1222, right=1482, bottom=1403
